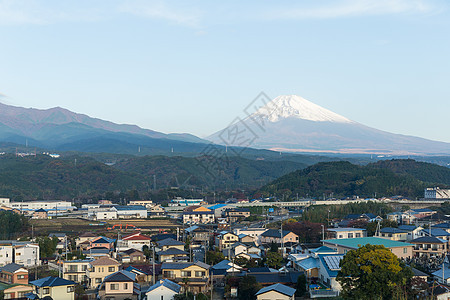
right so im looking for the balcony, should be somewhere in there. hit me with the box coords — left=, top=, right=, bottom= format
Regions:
left=310, top=289, right=339, bottom=298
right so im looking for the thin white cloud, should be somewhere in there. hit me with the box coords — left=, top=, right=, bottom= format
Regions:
left=119, top=0, right=203, bottom=27
left=265, top=0, right=443, bottom=20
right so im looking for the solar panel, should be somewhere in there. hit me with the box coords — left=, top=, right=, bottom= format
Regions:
left=324, top=256, right=343, bottom=270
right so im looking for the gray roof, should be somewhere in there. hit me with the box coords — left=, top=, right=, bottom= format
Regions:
left=158, top=248, right=189, bottom=256
left=411, top=236, right=445, bottom=243
left=0, top=263, right=26, bottom=273
left=327, top=228, right=366, bottom=232
left=380, top=227, right=407, bottom=234
left=255, top=283, right=296, bottom=297
left=157, top=238, right=184, bottom=247
left=147, top=279, right=181, bottom=294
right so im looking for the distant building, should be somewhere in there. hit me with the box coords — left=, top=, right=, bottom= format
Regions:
left=129, top=200, right=153, bottom=208
left=425, top=187, right=450, bottom=199
left=7, top=200, right=73, bottom=212
left=182, top=206, right=215, bottom=225
left=256, top=283, right=296, bottom=300
left=32, top=208, right=48, bottom=219
left=322, top=237, right=413, bottom=259
left=63, top=259, right=92, bottom=284
left=112, top=205, right=148, bottom=218
left=169, top=197, right=204, bottom=207
left=327, top=228, right=366, bottom=239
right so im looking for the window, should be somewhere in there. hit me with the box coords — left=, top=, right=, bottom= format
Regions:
left=95, top=278, right=102, bottom=283
left=195, top=271, right=206, bottom=277
left=18, top=274, right=25, bottom=279
left=43, top=288, right=49, bottom=294
left=108, top=267, right=115, bottom=272
left=67, top=286, right=74, bottom=293
left=403, top=248, right=408, bottom=254
left=110, top=284, right=119, bottom=290
left=124, top=283, right=128, bottom=289
left=91, top=267, right=95, bottom=272
left=181, top=271, right=191, bottom=277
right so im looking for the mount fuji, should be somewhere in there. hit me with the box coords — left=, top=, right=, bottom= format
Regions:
left=208, top=95, right=450, bottom=155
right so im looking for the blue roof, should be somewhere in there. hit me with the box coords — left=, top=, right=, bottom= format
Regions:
left=212, top=260, right=232, bottom=270
left=423, top=228, right=450, bottom=237
left=115, top=205, right=147, bottom=211
left=398, top=225, right=418, bottom=231
left=433, top=223, right=450, bottom=229
left=158, top=248, right=188, bottom=256
left=432, top=267, right=450, bottom=280
left=93, top=236, right=115, bottom=244
left=147, top=279, right=181, bottom=294
left=255, top=283, right=296, bottom=297
left=103, top=270, right=136, bottom=282
left=298, top=257, right=319, bottom=270
left=318, top=254, right=344, bottom=278
left=208, top=204, right=228, bottom=210
left=323, top=237, right=413, bottom=248
left=380, top=227, right=407, bottom=234
left=30, top=276, right=75, bottom=287
left=412, top=208, right=434, bottom=213
left=310, top=246, right=337, bottom=254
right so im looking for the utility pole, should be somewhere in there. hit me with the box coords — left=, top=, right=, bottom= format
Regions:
left=152, top=244, right=156, bottom=285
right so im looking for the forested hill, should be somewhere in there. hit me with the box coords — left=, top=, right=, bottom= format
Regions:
left=368, top=159, right=450, bottom=185
left=258, top=160, right=449, bottom=199
left=0, top=154, right=306, bottom=201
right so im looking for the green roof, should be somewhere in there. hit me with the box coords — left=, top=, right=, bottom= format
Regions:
left=322, top=237, right=413, bottom=249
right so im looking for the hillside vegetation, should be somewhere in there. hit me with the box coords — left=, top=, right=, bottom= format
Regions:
left=259, top=160, right=445, bottom=199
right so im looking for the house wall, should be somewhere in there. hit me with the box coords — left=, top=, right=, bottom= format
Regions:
left=88, top=264, right=119, bottom=288
left=146, top=286, right=178, bottom=300
left=4, top=285, right=33, bottom=299
left=0, top=246, right=13, bottom=266
left=36, top=285, right=75, bottom=300
left=256, top=290, right=294, bottom=300
left=15, top=245, right=40, bottom=267
left=105, top=281, right=133, bottom=294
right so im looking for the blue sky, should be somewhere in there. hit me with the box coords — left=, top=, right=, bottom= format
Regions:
left=0, top=0, right=449, bottom=142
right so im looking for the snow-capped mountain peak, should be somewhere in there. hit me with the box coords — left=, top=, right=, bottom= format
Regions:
left=252, top=95, right=353, bottom=123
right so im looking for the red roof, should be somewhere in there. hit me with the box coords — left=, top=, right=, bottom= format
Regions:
left=123, top=233, right=152, bottom=241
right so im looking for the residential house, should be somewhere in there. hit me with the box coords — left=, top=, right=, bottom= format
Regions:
left=97, top=270, right=140, bottom=300
left=225, top=208, right=250, bottom=223
left=238, top=234, right=255, bottom=244
left=146, top=279, right=181, bottom=300
left=322, top=237, right=413, bottom=259
left=29, top=276, right=76, bottom=300
left=315, top=254, right=343, bottom=298
left=87, top=257, right=120, bottom=289
left=398, top=225, right=423, bottom=241
left=185, top=226, right=210, bottom=245
left=215, top=232, right=239, bottom=251
left=210, top=260, right=244, bottom=284
left=233, top=228, right=267, bottom=245
left=62, top=259, right=92, bottom=284
left=0, top=284, right=33, bottom=299
left=0, top=263, right=28, bottom=284
left=125, top=264, right=162, bottom=284
left=32, top=208, right=48, bottom=219
left=112, top=205, right=148, bottom=218
left=149, top=205, right=166, bottom=218
left=161, top=261, right=210, bottom=293
left=88, top=236, right=115, bottom=250
left=13, top=243, right=40, bottom=267
left=158, top=248, right=190, bottom=263
left=157, top=238, right=185, bottom=252
left=327, top=228, right=366, bottom=239
left=255, top=283, right=296, bottom=300
left=75, top=232, right=97, bottom=248
left=376, top=227, right=408, bottom=241
left=118, top=249, right=146, bottom=264
left=245, top=269, right=302, bottom=287
left=410, top=236, right=447, bottom=257
left=117, top=232, right=152, bottom=251
left=432, top=265, right=450, bottom=284
left=260, top=230, right=299, bottom=245
left=182, top=206, right=215, bottom=225
left=207, top=204, right=231, bottom=218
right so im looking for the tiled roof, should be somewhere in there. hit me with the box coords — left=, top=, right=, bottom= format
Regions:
left=380, top=227, right=408, bottom=234
left=261, top=229, right=292, bottom=238
left=90, top=257, right=120, bottom=266
left=0, top=263, right=26, bottom=273
left=157, top=238, right=184, bottom=247
left=256, top=283, right=296, bottom=297
left=147, top=279, right=181, bottom=294
left=158, top=248, right=189, bottom=256
left=103, top=270, right=136, bottom=282
left=411, top=236, right=446, bottom=244
left=30, top=276, right=75, bottom=287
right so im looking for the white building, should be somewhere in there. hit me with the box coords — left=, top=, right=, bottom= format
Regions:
left=117, top=232, right=152, bottom=252
left=93, top=210, right=117, bottom=220
left=425, top=187, right=450, bottom=199
left=168, top=197, right=204, bottom=207
left=233, top=228, right=267, bottom=245
left=146, top=279, right=181, bottom=300
left=112, top=206, right=147, bottom=218
left=7, top=200, right=73, bottom=212
left=0, top=242, right=40, bottom=267
left=128, top=200, right=153, bottom=208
